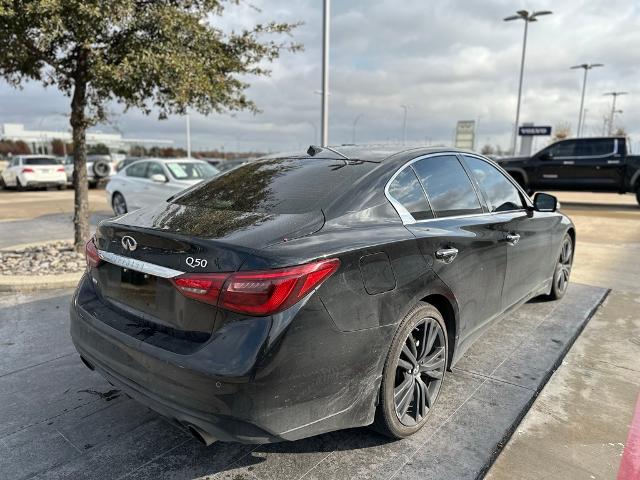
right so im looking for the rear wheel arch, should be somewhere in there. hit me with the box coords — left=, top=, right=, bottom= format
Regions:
left=420, top=293, right=457, bottom=369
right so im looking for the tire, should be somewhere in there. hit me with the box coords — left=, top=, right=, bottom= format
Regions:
left=57, top=183, right=66, bottom=191
left=635, top=186, right=640, bottom=207
left=92, top=160, right=110, bottom=179
left=547, top=233, right=573, bottom=300
left=112, top=192, right=128, bottom=215
left=373, top=302, right=448, bottom=439
left=16, top=178, right=26, bottom=191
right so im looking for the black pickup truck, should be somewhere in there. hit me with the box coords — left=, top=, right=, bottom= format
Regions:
left=495, top=137, right=640, bottom=205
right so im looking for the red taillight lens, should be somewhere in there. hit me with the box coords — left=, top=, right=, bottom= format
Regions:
left=85, top=237, right=102, bottom=269
left=56, top=167, right=65, bottom=172
left=171, top=274, right=227, bottom=305
left=21, top=167, right=35, bottom=174
left=171, top=258, right=340, bottom=316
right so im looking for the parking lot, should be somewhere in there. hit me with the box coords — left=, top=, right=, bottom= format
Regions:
left=1, top=188, right=638, bottom=479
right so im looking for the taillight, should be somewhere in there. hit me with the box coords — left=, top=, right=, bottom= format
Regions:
left=21, top=167, right=35, bottom=174
left=85, top=237, right=102, bottom=269
left=172, top=274, right=227, bottom=305
left=171, top=258, right=340, bottom=316
left=56, top=167, right=65, bottom=172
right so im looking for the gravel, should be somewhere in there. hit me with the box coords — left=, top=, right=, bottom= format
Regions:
left=0, top=241, right=86, bottom=276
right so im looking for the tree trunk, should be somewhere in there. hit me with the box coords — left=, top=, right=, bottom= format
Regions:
left=70, top=49, right=90, bottom=252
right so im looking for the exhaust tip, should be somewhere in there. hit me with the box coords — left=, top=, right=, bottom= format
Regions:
left=186, top=424, right=217, bottom=446
left=80, top=355, right=95, bottom=371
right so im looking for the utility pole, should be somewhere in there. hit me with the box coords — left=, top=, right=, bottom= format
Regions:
left=603, top=92, right=628, bottom=135
left=400, top=105, right=408, bottom=145
left=504, top=9, right=552, bottom=154
left=320, top=0, right=330, bottom=147
left=352, top=114, right=363, bottom=144
left=186, top=110, right=191, bottom=158
left=571, top=63, right=603, bottom=137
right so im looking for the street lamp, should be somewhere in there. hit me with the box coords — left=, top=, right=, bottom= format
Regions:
left=185, top=109, right=191, bottom=158
left=400, top=105, right=408, bottom=145
left=352, top=114, right=363, bottom=144
left=571, top=63, right=603, bottom=137
left=321, top=0, right=330, bottom=147
left=504, top=9, right=552, bottom=155
left=603, top=92, right=628, bottom=135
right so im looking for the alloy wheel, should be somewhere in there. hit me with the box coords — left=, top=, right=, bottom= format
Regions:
left=394, top=317, right=446, bottom=427
left=113, top=193, right=127, bottom=215
left=555, top=237, right=573, bottom=295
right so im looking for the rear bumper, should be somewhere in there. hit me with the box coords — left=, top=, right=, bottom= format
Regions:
left=70, top=275, right=387, bottom=443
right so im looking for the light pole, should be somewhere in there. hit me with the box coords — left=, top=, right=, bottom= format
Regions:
left=400, top=105, right=408, bottom=145
left=603, top=92, right=628, bottom=135
left=321, top=0, right=330, bottom=147
left=571, top=63, right=603, bottom=137
left=352, top=114, right=363, bottom=144
left=186, top=110, right=191, bottom=158
left=581, top=108, right=588, bottom=136
left=504, top=9, right=552, bottom=155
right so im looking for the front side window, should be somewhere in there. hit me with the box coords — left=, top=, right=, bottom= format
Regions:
left=126, top=162, right=148, bottom=178
left=146, top=162, right=165, bottom=178
left=546, top=140, right=577, bottom=157
left=463, top=156, right=524, bottom=212
left=387, top=167, right=433, bottom=221
left=412, top=155, right=483, bottom=218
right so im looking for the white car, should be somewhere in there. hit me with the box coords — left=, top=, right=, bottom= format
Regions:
left=1, top=155, right=67, bottom=190
left=105, top=158, right=219, bottom=215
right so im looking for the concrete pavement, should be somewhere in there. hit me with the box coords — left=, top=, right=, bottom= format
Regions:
left=487, top=191, right=640, bottom=480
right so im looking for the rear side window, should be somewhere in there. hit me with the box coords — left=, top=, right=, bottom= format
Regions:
left=174, top=158, right=376, bottom=214
left=412, top=155, right=483, bottom=218
left=387, top=168, right=432, bottom=220
left=126, top=162, right=148, bottom=178
left=23, top=157, right=58, bottom=166
left=463, top=156, right=524, bottom=212
left=574, top=139, right=615, bottom=157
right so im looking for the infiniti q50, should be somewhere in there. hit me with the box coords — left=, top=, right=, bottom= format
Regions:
left=70, top=146, right=574, bottom=444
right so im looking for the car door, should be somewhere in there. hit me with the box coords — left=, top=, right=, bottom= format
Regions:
left=532, top=139, right=579, bottom=189
left=461, top=154, right=554, bottom=309
left=2, top=158, right=17, bottom=185
left=568, top=138, right=622, bottom=190
left=390, top=153, right=508, bottom=341
left=122, top=161, right=149, bottom=209
left=140, top=161, right=171, bottom=206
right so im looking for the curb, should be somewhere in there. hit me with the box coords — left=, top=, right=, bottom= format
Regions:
left=0, top=239, right=75, bottom=252
left=0, top=272, right=83, bottom=292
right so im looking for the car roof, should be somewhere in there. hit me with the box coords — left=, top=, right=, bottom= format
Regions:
left=262, top=145, right=480, bottom=163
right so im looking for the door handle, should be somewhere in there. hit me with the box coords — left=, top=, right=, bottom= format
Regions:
left=506, top=233, right=521, bottom=245
left=435, top=247, right=459, bottom=264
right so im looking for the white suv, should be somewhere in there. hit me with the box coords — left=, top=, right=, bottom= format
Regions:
left=1, top=155, right=67, bottom=190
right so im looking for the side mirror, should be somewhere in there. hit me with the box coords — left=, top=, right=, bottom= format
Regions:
left=150, top=173, right=168, bottom=183
left=533, top=192, right=558, bottom=212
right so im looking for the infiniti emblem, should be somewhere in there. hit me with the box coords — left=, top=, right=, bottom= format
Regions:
left=121, top=235, right=138, bottom=252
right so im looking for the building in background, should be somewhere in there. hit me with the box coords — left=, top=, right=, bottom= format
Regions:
left=0, top=123, right=172, bottom=155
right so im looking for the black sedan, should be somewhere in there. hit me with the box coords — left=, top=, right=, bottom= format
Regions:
left=70, top=145, right=574, bottom=444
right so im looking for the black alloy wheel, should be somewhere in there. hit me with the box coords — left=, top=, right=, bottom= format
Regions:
left=374, top=303, right=447, bottom=438
left=549, top=234, right=573, bottom=300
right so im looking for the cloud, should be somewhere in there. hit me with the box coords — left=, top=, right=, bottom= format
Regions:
left=0, top=0, right=638, bottom=152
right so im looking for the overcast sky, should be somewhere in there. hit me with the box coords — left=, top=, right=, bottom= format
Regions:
left=0, top=0, right=638, bottom=153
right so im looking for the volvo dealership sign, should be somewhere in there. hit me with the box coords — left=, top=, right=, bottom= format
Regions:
left=519, top=125, right=552, bottom=136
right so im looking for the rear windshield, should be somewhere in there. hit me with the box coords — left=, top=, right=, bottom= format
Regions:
left=23, top=158, right=58, bottom=165
left=166, top=162, right=218, bottom=180
left=173, top=158, right=374, bottom=214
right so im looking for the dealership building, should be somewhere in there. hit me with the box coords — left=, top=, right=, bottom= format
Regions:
left=0, top=123, right=172, bottom=154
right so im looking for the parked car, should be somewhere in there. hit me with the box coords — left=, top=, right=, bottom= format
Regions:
left=63, top=154, right=115, bottom=187
left=200, top=157, right=225, bottom=169
left=1, top=155, right=66, bottom=190
left=496, top=136, right=640, bottom=204
left=105, top=158, right=219, bottom=215
left=71, top=146, right=574, bottom=444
